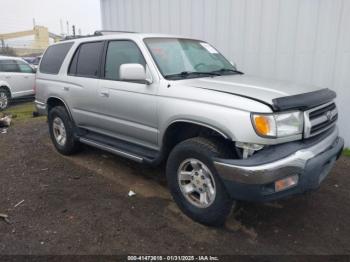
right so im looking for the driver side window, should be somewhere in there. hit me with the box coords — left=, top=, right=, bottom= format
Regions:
left=16, top=61, right=34, bottom=73
left=104, top=40, right=146, bottom=81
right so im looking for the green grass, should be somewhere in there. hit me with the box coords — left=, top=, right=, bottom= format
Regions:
left=343, top=148, right=350, bottom=157
left=2, top=102, right=44, bottom=121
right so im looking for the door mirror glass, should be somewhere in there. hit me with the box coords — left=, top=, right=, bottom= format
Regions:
left=119, top=63, right=151, bottom=84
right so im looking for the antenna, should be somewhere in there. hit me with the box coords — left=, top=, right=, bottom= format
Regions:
left=60, top=19, right=64, bottom=36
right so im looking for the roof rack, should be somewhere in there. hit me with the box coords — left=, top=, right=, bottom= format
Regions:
left=93, top=30, right=137, bottom=35
left=61, top=34, right=96, bottom=41
left=60, top=30, right=137, bottom=41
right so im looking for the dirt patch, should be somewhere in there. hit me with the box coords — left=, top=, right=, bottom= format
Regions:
left=1, top=117, right=350, bottom=255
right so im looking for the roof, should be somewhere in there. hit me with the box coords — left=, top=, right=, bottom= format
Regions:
left=0, top=55, right=25, bottom=61
left=56, top=32, right=201, bottom=45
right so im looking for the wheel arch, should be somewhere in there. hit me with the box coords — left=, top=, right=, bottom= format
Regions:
left=0, top=83, right=12, bottom=98
left=46, top=96, right=74, bottom=121
left=160, top=120, right=235, bottom=161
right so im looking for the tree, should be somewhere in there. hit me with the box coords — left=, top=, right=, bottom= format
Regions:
left=0, top=46, right=16, bottom=56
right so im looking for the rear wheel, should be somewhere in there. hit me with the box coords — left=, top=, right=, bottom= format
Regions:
left=48, top=106, right=81, bottom=155
left=166, top=137, right=235, bottom=226
left=0, top=88, right=10, bottom=110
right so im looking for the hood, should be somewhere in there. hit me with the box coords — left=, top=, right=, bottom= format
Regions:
left=178, top=74, right=335, bottom=111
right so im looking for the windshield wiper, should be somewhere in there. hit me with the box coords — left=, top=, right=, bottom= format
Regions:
left=212, top=68, right=244, bottom=75
left=164, top=71, right=221, bottom=79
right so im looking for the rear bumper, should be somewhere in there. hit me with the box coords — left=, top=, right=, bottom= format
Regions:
left=34, top=100, right=47, bottom=115
left=214, top=127, right=344, bottom=202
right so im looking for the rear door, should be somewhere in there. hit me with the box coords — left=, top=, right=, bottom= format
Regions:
left=66, top=41, right=105, bottom=129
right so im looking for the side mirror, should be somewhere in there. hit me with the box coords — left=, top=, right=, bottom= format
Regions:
left=119, top=63, right=152, bottom=84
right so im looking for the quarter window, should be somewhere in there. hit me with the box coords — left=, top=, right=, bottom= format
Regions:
left=69, top=41, right=104, bottom=78
left=40, top=42, right=73, bottom=74
left=104, top=40, right=146, bottom=80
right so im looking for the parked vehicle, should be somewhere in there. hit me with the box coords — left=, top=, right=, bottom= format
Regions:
left=0, top=56, right=36, bottom=110
left=35, top=32, right=344, bottom=226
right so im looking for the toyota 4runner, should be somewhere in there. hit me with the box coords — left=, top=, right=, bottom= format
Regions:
left=35, top=32, right=344, bottom=226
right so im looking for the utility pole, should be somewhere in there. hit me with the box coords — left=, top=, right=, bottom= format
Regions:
left=72, top=25, right=76, bottom=37
left=32, top=18, right=36, bottom=28
left=60, top=19, right=64, bottom=36
left=66, top=21, right=70, bottom=36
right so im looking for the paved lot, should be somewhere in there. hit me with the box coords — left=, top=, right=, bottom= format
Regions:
left=1, top=107, right=350, bottom=255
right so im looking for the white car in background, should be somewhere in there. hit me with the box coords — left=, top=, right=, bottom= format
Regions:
left=0, top=56, right=36, bottom=110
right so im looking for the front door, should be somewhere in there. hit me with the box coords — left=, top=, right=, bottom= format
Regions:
left=0, top=59, right=34, bottom=97
left=15, top=60, right=35, bottom=96
left=97, top=40, right=158, bottom=149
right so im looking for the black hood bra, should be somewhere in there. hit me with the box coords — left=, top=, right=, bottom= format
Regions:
left=272, top=88, right=336, bottom=111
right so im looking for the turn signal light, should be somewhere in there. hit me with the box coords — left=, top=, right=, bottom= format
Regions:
left=254, top=116, right=270, bottom=135
left=275, top=175, right=299, bottom=192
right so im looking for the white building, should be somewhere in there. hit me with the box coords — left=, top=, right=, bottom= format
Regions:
left=100, top=0, right=350, bottom=147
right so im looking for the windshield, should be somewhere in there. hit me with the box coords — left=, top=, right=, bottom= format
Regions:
left=144, top=38, right=239, bottom=80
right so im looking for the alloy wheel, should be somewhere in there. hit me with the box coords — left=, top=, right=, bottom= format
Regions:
left=177, top=158, right=216, bottom=208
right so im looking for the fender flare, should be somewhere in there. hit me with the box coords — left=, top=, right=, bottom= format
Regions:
left=163, top=119, right=231, bottom=141
left=46, top=96, right=74, bottom=121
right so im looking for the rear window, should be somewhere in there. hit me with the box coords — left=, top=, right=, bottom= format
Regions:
left=40, top=42, right=73, bottom=74
left=68, top=41, right=104, bottom=78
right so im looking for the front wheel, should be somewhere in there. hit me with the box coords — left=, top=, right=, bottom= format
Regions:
left=166, top=137, right=234, bottom=226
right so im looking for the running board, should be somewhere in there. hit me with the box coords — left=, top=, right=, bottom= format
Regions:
left=79, top=137, right=144, bottom=163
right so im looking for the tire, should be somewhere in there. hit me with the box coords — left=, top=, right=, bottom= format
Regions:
left=48, top=106, right=81, bottom=155
left=166, top=137, right=235, bottom=226
left=0, top=88, right=10, bottom=111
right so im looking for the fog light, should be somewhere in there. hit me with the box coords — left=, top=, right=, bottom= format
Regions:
left=275, top=175, right=299, bottom=192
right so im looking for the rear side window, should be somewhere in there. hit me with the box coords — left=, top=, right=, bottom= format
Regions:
left=40, top=42, right=73, bottom=74
left=0, top=60, right=20, bottom=72
left=68, top=41, right=104, bottom=78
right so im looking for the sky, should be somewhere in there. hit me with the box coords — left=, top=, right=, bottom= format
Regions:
left=0, top=0, right=101, bottom=47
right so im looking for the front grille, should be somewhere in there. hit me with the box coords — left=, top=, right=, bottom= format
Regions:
left=304, top=102, right=338, bottom=138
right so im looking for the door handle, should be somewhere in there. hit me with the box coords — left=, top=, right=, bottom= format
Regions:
left=100, top=91, right=109, bottom=97
left=24, top=76, right=29, bottom=79
left=5, top=76, right=11, bottom=79
left=62, top=86, right=69, bottom=91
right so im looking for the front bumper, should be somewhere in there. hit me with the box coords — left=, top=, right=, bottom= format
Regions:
left=214, top=127, right=344, bottom=202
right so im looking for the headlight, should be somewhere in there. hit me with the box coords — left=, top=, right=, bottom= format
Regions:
left=251, top=111, right=303, bottom=138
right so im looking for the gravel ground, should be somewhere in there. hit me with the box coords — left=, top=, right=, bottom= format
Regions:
left=0, top=116, right=350, bottom=256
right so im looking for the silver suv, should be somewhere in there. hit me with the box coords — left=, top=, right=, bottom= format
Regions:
left=35, top=32, right=344, bottom=226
